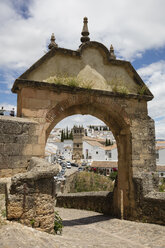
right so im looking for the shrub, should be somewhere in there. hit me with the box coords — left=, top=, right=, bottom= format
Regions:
left=159, top=178, right=165, bottom=192
left=54, top=211, right=63, bottom=234
left=109, top=171, right=118, bottom=181
left=30, top=219, right=35, bottom=227
left=70, top=171, right=114, bottom=192
left=137, top=85, right=147, bottom=95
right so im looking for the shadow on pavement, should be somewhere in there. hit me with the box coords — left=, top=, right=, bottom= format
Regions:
left=63, top=214, right=113, bottom=227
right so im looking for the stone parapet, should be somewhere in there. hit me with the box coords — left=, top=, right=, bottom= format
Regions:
left=56, top=191, right=113, bottom=215
left=133, top=174, right=165, bottom=225
left=6, top=157, right=59, bottom=233
left=0, top=116, right=42, bottom=178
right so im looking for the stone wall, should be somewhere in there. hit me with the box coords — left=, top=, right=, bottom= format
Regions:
left=54, top=171, right=78, bottom=195
left=6, top=157, right=59, bottom=233
left=56, top=191, right=113, bottom=215
left=0, top=116, right=41, bottom=177
left=133, top=173, right=165, bottom=225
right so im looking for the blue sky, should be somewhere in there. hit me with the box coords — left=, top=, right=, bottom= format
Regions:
left=0, top=0, right=165, bottom=138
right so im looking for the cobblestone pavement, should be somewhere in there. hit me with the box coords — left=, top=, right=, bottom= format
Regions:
left=0, top=207, right=165, bottom=248
left=54, top=207, right=165, bottom=248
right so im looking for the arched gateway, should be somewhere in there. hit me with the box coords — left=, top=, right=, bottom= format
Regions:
left=11, top=18, right=157, bottom=220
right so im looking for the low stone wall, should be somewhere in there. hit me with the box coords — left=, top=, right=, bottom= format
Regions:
left=56, top=191, right=113, bottom=215
left=0, top=178, right=11, bottom=194
left=0, top=116, right=40, bottom=177
left=6, top=157, right=60, bottom=233
left=133, top=173, right=165, bottom=225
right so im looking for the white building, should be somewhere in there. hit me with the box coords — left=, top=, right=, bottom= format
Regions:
left=91, top=161, right=118, bottom=176
left=156, top=166, right=165, bottom=178
left=83, top=137, right=117, bottom=162
left=86, top=125, right=115, bottom=142
left=156, top=141, right=165, bottom=165
left=55, top=140, right=73, bottom=160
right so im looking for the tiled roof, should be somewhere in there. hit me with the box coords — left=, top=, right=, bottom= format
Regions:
left=83, top=136, right=105, bottom=143
left=156, top=146, right=165, bottom=150
left=84, top=137, right=117, bottom=151
left=84, top=140, right=104, bottom=148
left=156, top=141, right=165, bottom=144
left=101, top=144, right=117, bottom=151
left=91, top=161, right=118, bottom=168
left=156, top=166, right=165, bottom=172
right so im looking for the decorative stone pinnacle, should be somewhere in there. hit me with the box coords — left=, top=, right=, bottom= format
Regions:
left=110, top=44, right=116, bottom=60
left=81, top=17, right=90, bottom=43
left=48, top=33, right=58, bottom=49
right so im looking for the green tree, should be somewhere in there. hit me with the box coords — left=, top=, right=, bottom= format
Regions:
left=61, top=129, right=64, bottom=142
left=66, top=126, right=69, bottom=139
left=69, top=130, right=73, bottom=140
left=105, top=138, right=108, bottom=146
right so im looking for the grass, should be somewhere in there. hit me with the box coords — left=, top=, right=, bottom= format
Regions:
left=159, top=178, right=165, bottom=192
left=54, top=211, right=63, bottom=235
left=70, top=171, right=114, bottom=193
left=137, top=85, right=147, bottom=95
left=45, top=75, right=95, bottom=90
left=45, top=75, right=148, bottom=96
left=106, top=78, right=129, bottom=95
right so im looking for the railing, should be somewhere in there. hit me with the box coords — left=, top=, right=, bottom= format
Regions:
left=0, top=107, right=15, bottom=116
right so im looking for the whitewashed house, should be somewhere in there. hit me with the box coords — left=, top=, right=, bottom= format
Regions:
left=156, top=166, right=165, bottom=178
left=156, top=141, right=165, bottom=165
left=55, top=139, right=73, bottom=160
left=91, top=161, right=118, bottom=176
left=83, top=137, right=118, bottom=162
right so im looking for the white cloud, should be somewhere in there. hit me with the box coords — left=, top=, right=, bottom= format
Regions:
left=137, top=60, right=165, bottom=139
left=56, top=114, right=105, bottom=129
left=0, top=102, right=17, bottom=116
left=155, top=118, right=165, bottom=139
left=0, top=0, right=165, bottom=73
left=0, top=0, right=165, bottom=139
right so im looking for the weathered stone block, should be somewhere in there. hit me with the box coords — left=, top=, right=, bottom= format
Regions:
left=6, top=157, right=59, bottom=233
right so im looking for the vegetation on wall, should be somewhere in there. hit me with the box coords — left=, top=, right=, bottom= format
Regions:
left=70, top=171, right=114, bottom=193
left=106, top=78, right=129, bottom=95
left=45, top=75, right=94, bottom=89
left=45, top=75, right=148, bottom=96
left=137, top=85, right=148, bottom=95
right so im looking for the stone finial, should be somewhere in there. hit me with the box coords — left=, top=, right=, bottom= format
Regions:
left=110, top=44, right=116, bottom=60
left=48, top=33, right=58, bottom=49
left=81, top=17, right=90, bottom=43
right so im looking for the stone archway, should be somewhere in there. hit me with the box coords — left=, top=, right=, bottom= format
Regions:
left=12, top=81, right=155, bottom=219
left=11, top=23, right=157, bottom=220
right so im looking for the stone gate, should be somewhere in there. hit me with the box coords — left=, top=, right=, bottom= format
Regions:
left=2, top=17, right=164, bottom=226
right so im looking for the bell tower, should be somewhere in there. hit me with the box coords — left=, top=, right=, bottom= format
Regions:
left=72, top=126, right=84, bottom=161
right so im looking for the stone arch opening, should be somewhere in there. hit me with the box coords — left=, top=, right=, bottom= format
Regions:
left=45, top=100, right=132, bottom=218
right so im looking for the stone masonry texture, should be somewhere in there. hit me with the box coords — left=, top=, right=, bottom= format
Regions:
left=0, top=116, right=40, bottom=177
left=6, top=157, right=60, bottom=233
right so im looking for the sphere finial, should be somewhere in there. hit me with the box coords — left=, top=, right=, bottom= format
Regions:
left=48, top=33, right=58, bottom=49
left=110, top=44, right=116, bottom=60
left=81, top=17, right=90, bottom=43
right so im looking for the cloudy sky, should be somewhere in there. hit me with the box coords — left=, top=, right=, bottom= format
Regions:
left=0, top=0, right=165, bottom=138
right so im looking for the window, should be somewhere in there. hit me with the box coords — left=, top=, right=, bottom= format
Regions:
left=77, top=144, right=79, bottom=147
left=96, top=151, right=98, bottom=154
left=156, top=150, right=159, bottom=160
left=108, top=151, right=112, bottom=158
left=161, top=173, right=164, bottom=177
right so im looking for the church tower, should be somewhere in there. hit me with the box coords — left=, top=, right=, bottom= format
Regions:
left=72, top=126, right=84, bottom=161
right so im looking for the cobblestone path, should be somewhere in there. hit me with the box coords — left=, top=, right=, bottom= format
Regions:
left=0, top=207, right=165, bottom=248
left=55, top=207, right=165, bottom=248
